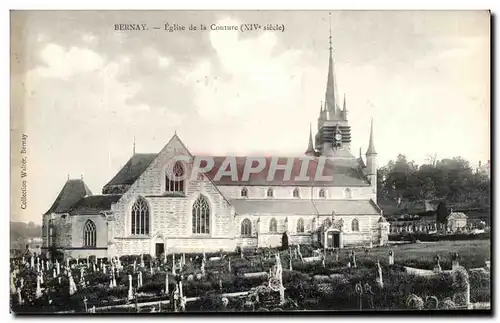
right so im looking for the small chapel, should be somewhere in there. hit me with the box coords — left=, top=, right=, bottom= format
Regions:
left=41, top=34, right=390, bottom=259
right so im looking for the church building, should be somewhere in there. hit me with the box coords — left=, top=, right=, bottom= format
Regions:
left=41, top=37, right=389, bottom=259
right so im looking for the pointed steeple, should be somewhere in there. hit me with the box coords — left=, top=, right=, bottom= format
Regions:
left=132, top=134, right=136, bottom=155
left=358, top=147, right=366, bottom=168
left=342, top=93, right=347, bottom=120
left=325, top=12, right=340, bottom=117
left=366, top=118, right=377, bottom=155
left=305, top=123, right=315, bottom=156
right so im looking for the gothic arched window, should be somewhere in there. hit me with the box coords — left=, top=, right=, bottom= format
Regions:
left=241, top=187, right=248, bottom=197
left=166, top=161, right=185, bottom=193
left=131, top=197, right=150, bottom=235
left=241, top=218, right=252, bottom=236
left=192, top=195, right=210, bottom=234
left=293, top=188, right=300, bottom=198
left=269, top=218, right=277, bottom=233
left=267, top=188, right=274, bottom=198
left=351, top=218, right=360, bottom=232
left=297, top=218, right=305, bottom=233
left=319, top=189, right=326, bottom=198
left=345, top=188, right=352, bottom=199
left=83, top=220, right=97, bottom=247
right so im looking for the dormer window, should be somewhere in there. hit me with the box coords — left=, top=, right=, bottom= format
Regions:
left=166, top=161, right=185, bottom=193
left=267, top=188, right=274, bottom=198
left=241, top=187, right=248, bottom=198
left=293, top=188, right=300, bottom=198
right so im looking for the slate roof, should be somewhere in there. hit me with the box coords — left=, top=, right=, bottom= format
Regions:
left=200, top=156, right=369, bottom=187
left=103, top=153, right=370, bottom=189
left=231, top=199, right=380, bottom=216
left=104, top=153, right=157, bottom=187
left=44, top=179, right=93, bottom=215
left=69, top=195, right=123, bottom=215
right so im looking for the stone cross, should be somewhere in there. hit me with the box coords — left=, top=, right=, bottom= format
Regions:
left=355, top=282, right=363, bottom=310
left=388, top=249, right=394, bottom=265
left=351, top=251, right=357, bottom=268
left=35, top=275, right=42, bottom=299
left=376, top=260, right=384, bottom=288
left=17, top=287, right=23, bottom=305
left=127, top=275, right=133, bottom=300
left=112, top=270, right=117, bottom=288
left=69, top=273, right=77, bottom=296
left=137, top=271, right=143, bottom=288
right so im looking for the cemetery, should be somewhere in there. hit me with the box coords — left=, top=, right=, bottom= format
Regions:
left=10, top=238, right=490, bottom=313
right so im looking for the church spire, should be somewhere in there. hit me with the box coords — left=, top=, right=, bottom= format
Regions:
left=366, top=118, right=377, bottom=155
left=325, top=12, right=340, bottom=118
left=133, top=134, right=136, bottom=155
left=305, top=123, right=315, bottom=156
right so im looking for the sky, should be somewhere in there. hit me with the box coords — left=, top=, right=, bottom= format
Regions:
left=10, top=10, right=490, bottom=224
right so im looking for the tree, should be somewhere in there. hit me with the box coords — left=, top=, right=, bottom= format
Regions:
left=281, top=232, right=289, bottom=251
left=436, top=201, right=449, bottom=226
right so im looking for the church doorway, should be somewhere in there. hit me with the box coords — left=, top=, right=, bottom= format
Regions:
left=155, top=243, right=165, bottom=258
left=326, top=232, right=340, bottom=248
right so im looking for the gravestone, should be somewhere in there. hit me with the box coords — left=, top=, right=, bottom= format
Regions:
left=452, top=252, right=460, bottom=271
left=433, top=255, right=442, bottom=273
left=388, top=250, right=394, bottom=265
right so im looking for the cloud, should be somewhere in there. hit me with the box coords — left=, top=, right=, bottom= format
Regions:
left=36, top=44, right=104, bottom=80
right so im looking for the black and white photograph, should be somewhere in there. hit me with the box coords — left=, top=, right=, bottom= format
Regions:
left=9, top=10, right=491, bottom=313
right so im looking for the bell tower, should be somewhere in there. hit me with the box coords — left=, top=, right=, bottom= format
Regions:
left=313, top=15, right=352, bottom=157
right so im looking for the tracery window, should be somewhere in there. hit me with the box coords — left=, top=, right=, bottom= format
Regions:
left=166, top=161, right=185, bottom=193
left=83, top=220, right=97, bottom=247
left=241, top=187, right=248, bottom=197
left=241, top=218, right=252, bottom=236
left=297, top=218, right=305, bottom=233
left=352, top=218, right=360, bottom=232
left=192, top=195, right=211, bottom=234
left=131, top=197, right=150, bottom=235
left=269, top=218, right=277, bottom=233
